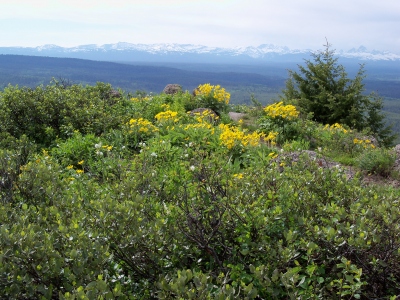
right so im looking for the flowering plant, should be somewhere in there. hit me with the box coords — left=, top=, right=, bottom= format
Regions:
left=259, top=102, right=301, bottom=144
left=324, top=123, right=349, bottom=134
left=155, top=110, right=180, bottom=123
left=124, top=118, right=158, bottom=148
left=218, top=124, right=264, bottom=150
left=193, top=83, right=231, bottom=115
left=264, top=101, right=299, bottom=120
left=353, top=138, right=375, bottom=149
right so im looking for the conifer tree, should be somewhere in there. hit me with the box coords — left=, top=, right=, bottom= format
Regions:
left=281, top=42, right=395, bottom=146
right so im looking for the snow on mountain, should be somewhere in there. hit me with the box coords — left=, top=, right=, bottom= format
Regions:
left=3, top=43, right=400, bottom=61
left=36, top=44, right=64, bottom=51
left=339, top=46, right=400, bottom=61
left=31, top=43, right=312, bottom=58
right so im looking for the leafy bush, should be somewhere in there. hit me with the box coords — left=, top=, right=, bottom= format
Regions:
left=0, top=82, right=133, bottom=147
left=0, top=135, right=37, bottom=203
left=1, top=81, right=400, bottom=299
left=191, top=83, right=231, bottom=115
left=258, top=101, right=305, bottom=144
left=357, top=147, right=396, bottom=176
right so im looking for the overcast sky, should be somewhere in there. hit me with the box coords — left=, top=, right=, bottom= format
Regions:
left=1, top=0, right=399, bottom=53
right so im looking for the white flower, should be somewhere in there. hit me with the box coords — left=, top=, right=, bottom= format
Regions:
left=95, top=143, right=102, bottom=149
left=151, top=152, right=157, bottom=157
left=190, top=165, right=195, bottom=171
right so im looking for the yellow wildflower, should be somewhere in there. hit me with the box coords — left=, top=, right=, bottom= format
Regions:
left=325, top=123, right=348, bottom=134
left=233, top=173, right=244, bottom=179
left=268, top=152, right=278, bottom=159
left=155, top=110, right=179, bottom=122
left=195, top=83, right=231, bottom=104
left=128, top=118, right=158, bottom=133
left=264, top=102, right=299, bottom=120
left=219, top=124, right=263, bottom=149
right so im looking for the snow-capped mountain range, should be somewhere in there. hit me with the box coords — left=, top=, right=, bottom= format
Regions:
left=1, top=43, right=399, bottom=62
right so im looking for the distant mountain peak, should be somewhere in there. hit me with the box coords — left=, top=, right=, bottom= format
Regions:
left=2, top=43, right=399, bottom=62
left=340, top=46, right=400, bottom=61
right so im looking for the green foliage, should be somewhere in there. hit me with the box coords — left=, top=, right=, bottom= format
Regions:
left=358, top=147, right=396, bottom=176
left=281, top=42, right=396, bottom=146
left=1, top=81, right=400, bottom=299
left=191, top=83, right=231, bottom=115
left=258, top=102, right=315, bottom=145
left=282, top=139, right=310, bottom=151
left=0, top=81, right=133, bottom=147
left=0, top=135, right=37, bottom=203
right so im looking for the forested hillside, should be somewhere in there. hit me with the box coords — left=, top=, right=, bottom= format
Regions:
left=0, top=54, right=284, bottom=103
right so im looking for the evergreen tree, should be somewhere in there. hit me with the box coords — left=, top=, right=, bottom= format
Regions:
left=281, top=42, right=396, bottom=146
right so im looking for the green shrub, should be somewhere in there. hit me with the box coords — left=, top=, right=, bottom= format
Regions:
left=190, top=83, right=231, bottom=115
left=258, top=101, right=308, bottom=144
left=282, top=139, right=310, bottom=151
left=0, top=82, right=133, bottom=147
left=0, top=135, right=37, bottom=203
left=1, top=81, right=400, bottom=299
left=357, top=147, right=396, bottom=176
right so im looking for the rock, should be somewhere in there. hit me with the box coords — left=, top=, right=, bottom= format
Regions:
left=228, top=112, right=246, bottom=122
left=394, top=144, right=400, bottom=156
left=392, top=144, right=400, bottom=172
left=192, top=87, right=200, bottom=96
left=109, top=90, right=121, bottom=98
left=277, top=150, right=356, bottom=179
left=163, top=84, right=182, bottom=95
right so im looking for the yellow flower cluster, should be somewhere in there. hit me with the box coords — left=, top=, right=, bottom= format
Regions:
left=155, top=110, right=180, bottom=123
left=264, top=102, right=299, bottom=120
left=324, top=123, right=348, bottom=134
left=66, top=161, right=85, bottom=174
left=263, top=131, right=279, bottom=146
left=195, top=83, right=231, bottom=104
left=131, top=96, right=151, bottom=102
left=190, top=110, right=219, bottom=124
left=128, top=118, right=158, bottom=133
left=268, top=152, right=278, bottom=159
left=99, top=145, right=113, bottom=151
left=219, top=124, right=264, bottom=149
left=183, top=122, right=214, bottom=132
left=354, top=138, right=375, bottom=149
left=233, top=173, right=244, bottom=179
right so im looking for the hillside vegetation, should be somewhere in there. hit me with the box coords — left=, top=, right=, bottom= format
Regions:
left=1, top=79, right=400, bottom=299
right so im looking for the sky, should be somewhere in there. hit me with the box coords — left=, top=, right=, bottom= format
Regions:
left=1, top=0, right=399, bottom=53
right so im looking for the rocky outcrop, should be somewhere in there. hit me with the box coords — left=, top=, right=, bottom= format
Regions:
left=228, top=112, right=246, bottom=122
left=393, top=144, right=400, bottom=172
left=163, top=84, right=182, bottom=95
left=109, top=90, right=121, bottom=98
